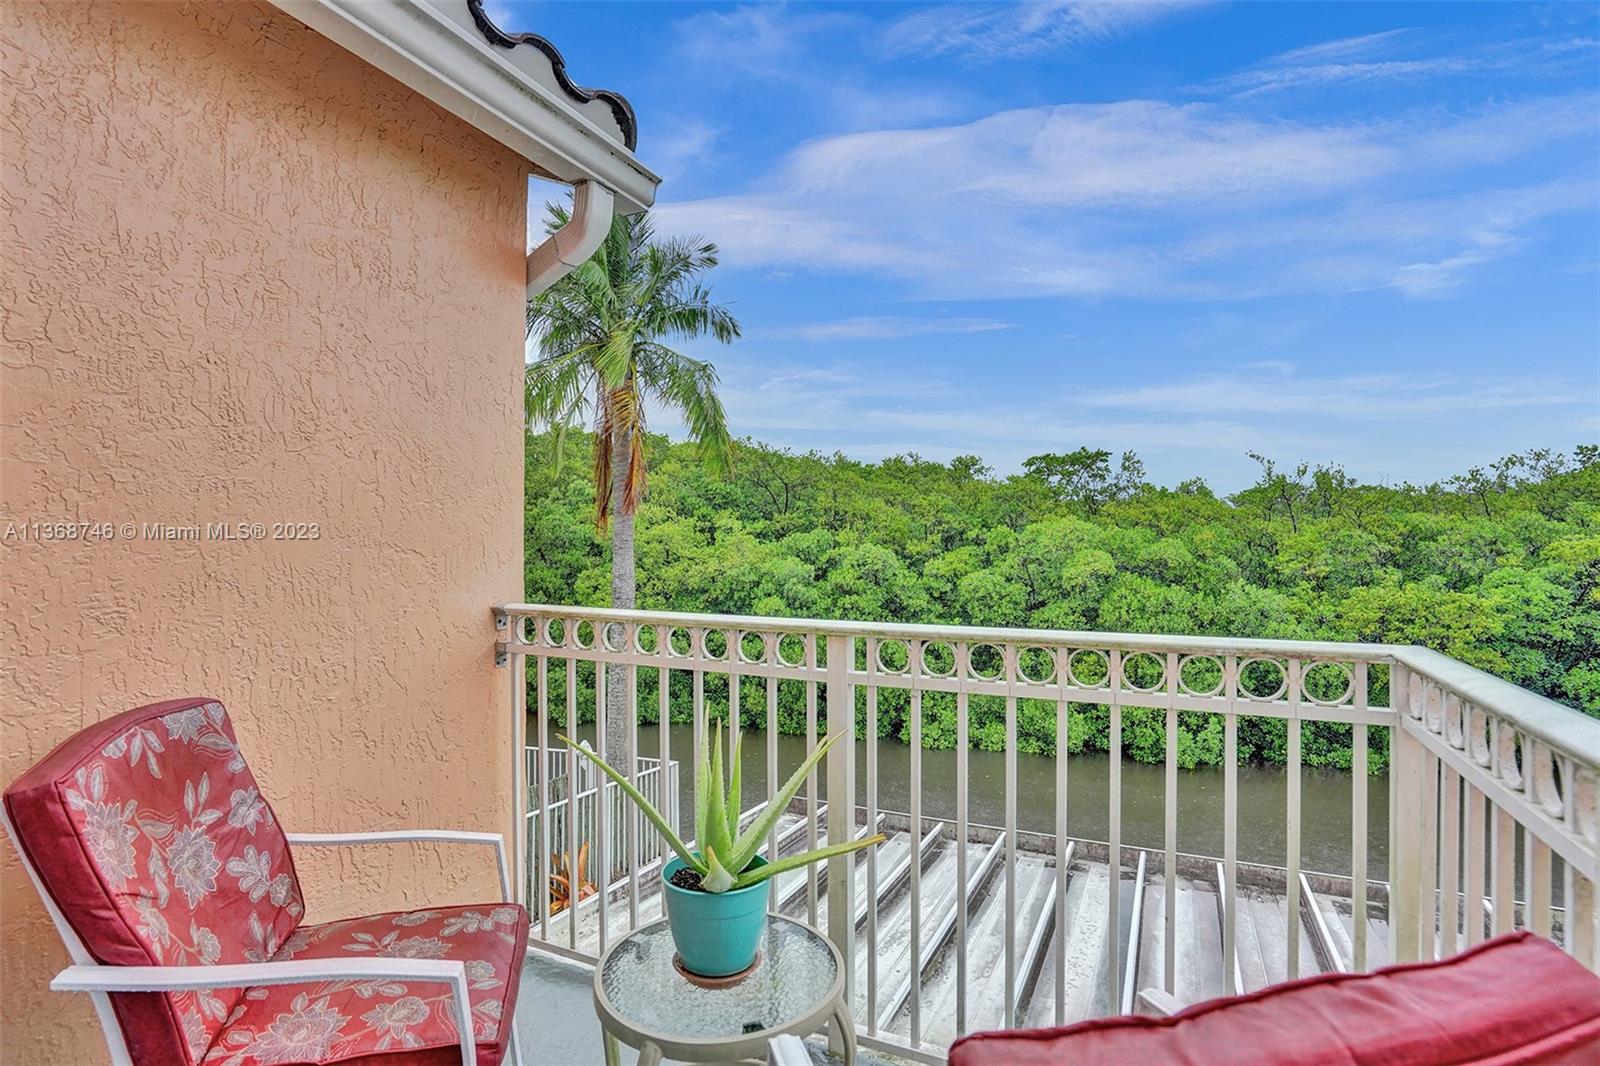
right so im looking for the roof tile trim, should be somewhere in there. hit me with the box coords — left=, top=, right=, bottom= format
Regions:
left=465, top=0, right=637, bottom=150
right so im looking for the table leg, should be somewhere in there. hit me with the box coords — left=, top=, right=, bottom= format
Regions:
left=831, top=999, right=858, bottom=1066
left=603, top=1028, right=622, bottom=1066
left=637, top=1040, right=664, bottom=1066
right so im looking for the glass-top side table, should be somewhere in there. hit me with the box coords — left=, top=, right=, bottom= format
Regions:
left=592, top=914, right=855, bottom=1065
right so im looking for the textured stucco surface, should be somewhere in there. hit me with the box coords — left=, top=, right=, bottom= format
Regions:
left=0, top=3, right=528, bottom=1061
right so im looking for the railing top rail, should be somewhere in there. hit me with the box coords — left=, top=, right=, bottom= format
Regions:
left=497, top=602, right=1400, bottom=661
left=496, top=603, right=1600, bottom=765
left=1393, top=645, right=1600, bottom=760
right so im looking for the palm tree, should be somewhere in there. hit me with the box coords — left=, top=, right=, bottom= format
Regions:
left=526, top=206, right=738, bottom=763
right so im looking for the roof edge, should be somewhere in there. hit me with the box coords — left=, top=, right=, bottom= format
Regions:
left=465, top=0, right=637, bottom=150
left=268, top=0, right=658, bottom=213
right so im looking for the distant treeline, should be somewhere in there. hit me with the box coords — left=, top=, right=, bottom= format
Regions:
left=526, top=435, right=1599, bottom=772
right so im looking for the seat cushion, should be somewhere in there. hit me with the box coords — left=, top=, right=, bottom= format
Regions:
left=948, top=932, right=1600, bottom=1066
left=201, top=903, right=529, bottom=1066
left=4, top=697, right=305, bottom=1065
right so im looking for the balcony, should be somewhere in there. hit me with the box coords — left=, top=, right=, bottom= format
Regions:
left=498, top=603, right=1599, bottom=1063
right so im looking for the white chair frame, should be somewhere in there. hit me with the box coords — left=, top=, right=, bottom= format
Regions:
left=3, top=805, right=525, bottom=1066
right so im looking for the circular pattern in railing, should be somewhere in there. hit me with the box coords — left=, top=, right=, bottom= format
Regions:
left=776, top=633, right=806, bottom=667
left=1238, top=658, right=1287, bottom=701
left=1068, top=649, right=1109, bottom=688
left=1178, top=654, right=1223, bottom=697
left=701, top=629, right=729, bottom=661
left=1468, top=705, right=1492, bottom=767
left=1301, top=661, right=1353, bottom=707
left=573, top=619, right=596, bottom=650
left=602, top=622, right=628, bottom=653
left=1121, top=651, right=1165, bottom=693
left=1531, top=742, right=1564, bottom=819
left=544, top=617, right=567, bottom=647
left=635, top=624, right=661, bottom=655
left=877, top=639, right=910, bottom=676
left=667, top=626, right=693, bottom=658
left=739, top=631, right=768, bottom=665
left=1444, top=693, right=1465, bottom=748
left=968, top=643, right=1004, bottom=682
left=1018, top=646, right=1055, bottom=685
left=920, top=641, right=956, bottom=678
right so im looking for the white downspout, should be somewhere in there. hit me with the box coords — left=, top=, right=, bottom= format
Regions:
left=526, top=180, right=615, bottom=297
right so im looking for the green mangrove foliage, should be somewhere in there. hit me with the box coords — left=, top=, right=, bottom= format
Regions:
left=527, top=434, right=1600, bottom=774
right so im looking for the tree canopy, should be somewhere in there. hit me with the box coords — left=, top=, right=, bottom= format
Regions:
left=527, top=434, right=1600, bottom=771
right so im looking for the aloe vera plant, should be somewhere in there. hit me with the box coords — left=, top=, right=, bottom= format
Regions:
left=559, top=729, right=884, bottom=892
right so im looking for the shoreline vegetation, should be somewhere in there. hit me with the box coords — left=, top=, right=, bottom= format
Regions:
left=526, top=433, right=1599, bottom=774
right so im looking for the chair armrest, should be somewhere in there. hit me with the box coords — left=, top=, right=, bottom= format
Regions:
left=286, top=829, right=511, bottom=902
left=1136, top=987, right=1185, bottom=1017
left=52, top=958, right=480, bottom=1066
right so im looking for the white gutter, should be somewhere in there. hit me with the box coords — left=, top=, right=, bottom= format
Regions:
left=526, top=181, right=614, bottom=296
left=268, top=0, right=659, bottom=214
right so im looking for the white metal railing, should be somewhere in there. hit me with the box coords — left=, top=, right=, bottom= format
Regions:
left=496, top=605, right=1600, bottom=1063
left=527, top=751, right=678, bottom=898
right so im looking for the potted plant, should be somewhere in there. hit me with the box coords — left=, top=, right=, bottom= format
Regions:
left=562, top=728, right=883, bottom=977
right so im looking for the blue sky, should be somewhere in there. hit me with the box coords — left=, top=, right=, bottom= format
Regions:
left=498, top=1, right=1599, bottom=490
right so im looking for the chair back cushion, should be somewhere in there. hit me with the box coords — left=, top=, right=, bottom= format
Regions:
left=948, top=931, right=1600, bottom=1066
left=4, top=698, right=304, bottom=1065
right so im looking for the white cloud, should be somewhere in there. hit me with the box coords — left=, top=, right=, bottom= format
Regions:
left=1203, top=29, right=1599, bottom=97
left=882, top=1, right=1209, bottom=61
left=653, top=94, right=1597, bottom=301
left=1077, top=372, right=1589, bottom=417
left=645, top=355, right=1595, bottom=489
left=758, top=316, right=1014, bottom=341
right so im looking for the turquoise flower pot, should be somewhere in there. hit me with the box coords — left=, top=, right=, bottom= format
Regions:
left=661, top=854, right=769, bottom=977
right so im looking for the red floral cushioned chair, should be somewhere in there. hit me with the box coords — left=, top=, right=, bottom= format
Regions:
left=945, top=931, right=1600, bottom=1066
left=3, top=697, right=527, bottom=1066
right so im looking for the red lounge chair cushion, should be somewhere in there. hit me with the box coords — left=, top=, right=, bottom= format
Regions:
left=5, top=698, right=305, bottom=1065
left=204, top=903, right=529, bottom=1066
left=948, top=931, right=1600, bottom=1066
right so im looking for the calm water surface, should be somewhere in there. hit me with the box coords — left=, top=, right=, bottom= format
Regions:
left=557, top=722, right=1390, bottom=879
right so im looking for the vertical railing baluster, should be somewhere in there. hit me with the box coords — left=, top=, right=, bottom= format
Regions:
left=956, top=642, right=970, bottom=1038
left=1529, top=838, right=1553, bottom=937
left=693, top=627, right=706, bottom=845
left=625, top=630, right=639, bottom=931
left=825, top=631, right=857, bottom=1052
left=1107, top=648, right=1122, bottom=1011
left=536, top=649, right=550, bottom=938
left=1004, top=645, right=1018, bottom=1026
left=512, top=618, right=529, bottom=909
left=1491, top=807, right=1516, bottom=935
left=1419, top=739, right=1439, bottom=959
left=865, top=638, right=880, bottom=1038
left=1286, top=658, right=1302, bottom=980
left=658, top=642, right=672, bottom=848
left=1464, top=783, right=1486, bottom=947
left=1054, top=646, right=1069, bottom=1026
left=566, top=645, right=579, bottom=952
left=1164, top=651, right=1178, bottom=994
left=1223, top=654, right=1239, bottom=995
left=729, top=628, right=741, bottom=802
left=595, top=652, right=609, bottom=953
left=1440, top=762, right=1461, bottom=956
left=806, top=632, right=820, bottom=927
left=1351, top=666, right=1368, bottom=971
left=766, top=633, right=779, bottom=908
left=1572, top=872, right=1596, bottom=968
left=909, top=638, right=924, bottom=1046
left=1389, top=664, right=1423, bottom=962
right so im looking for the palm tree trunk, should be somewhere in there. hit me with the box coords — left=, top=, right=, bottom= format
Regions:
left=606, top=420, right=635, bottom=768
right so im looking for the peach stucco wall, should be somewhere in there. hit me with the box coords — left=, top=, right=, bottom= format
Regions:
left=1, top=2, right=529, bottom=1061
